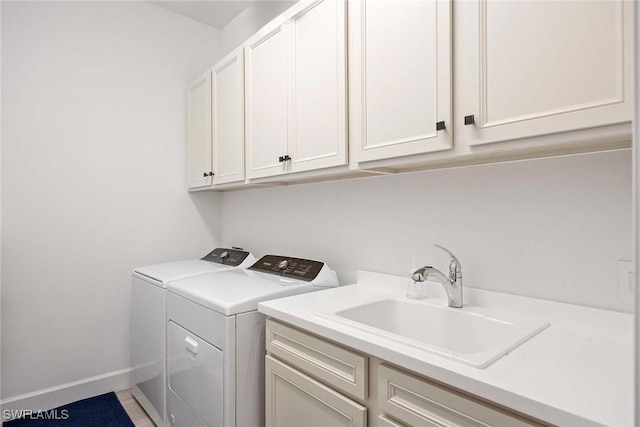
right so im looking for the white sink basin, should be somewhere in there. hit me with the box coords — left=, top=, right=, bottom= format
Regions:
left=319, top=299, right=550, bottom=368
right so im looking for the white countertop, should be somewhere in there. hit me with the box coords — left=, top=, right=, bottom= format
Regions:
left=258, top=270, right=634, bottom=427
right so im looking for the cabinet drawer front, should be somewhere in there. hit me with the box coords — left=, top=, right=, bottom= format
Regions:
left=378, top=415, right=409, bottom=427
left=266, top=355, right=367, bottom=427
left=266, top=319, right=368, bottom=401
left=378, top=365, right=544, bottom=427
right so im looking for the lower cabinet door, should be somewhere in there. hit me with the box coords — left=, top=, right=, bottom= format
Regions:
left=265, top=355, right=367, bottom=427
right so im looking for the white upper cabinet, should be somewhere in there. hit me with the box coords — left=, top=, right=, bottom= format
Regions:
left=245, top=23, right=290, bottom=180
left=288, top=0, right=347, bottom=174
left=349, top=0, right=452, bottom=163
left=454, top=0, right=633, bottom=146
left=187, top=71, right=213, bottom=189
left=245, top=0, right=347, bottom=180
left=212, top=48, right=245, bottom=185
left=188, top=0, right=633, bottom=191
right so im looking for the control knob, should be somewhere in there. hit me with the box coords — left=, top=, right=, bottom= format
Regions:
left=277, top=260, right=289, bottom=271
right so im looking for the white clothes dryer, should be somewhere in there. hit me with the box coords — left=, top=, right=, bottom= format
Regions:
left=165, top=255, right=339, bottom=427
left=131, top=248, right=255, bottom=427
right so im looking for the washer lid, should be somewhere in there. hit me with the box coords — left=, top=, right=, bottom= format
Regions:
left=168, top=269, right=321, bottom=316
left=133, top=249, right=255, bottom=286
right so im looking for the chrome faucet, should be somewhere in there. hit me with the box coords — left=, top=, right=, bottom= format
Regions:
left=412, top=244, right=463, bottom=308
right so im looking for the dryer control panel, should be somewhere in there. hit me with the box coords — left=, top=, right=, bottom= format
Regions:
left=201, top=248, right=251, bottom=267
left=249, top=255, right=325, bottom=282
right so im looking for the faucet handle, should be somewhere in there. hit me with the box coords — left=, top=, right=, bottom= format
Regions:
left=434, top=243, right=461, bottom=278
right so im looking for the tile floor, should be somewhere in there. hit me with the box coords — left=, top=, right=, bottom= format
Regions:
left=116, top=390, right=155, bottom=427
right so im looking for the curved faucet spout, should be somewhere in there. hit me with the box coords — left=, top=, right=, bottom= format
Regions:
left=411, top=266, right=448, bottom=284
left=410, top=244, right=463, bottom=308
left=411, top=266, right=463, bottom=308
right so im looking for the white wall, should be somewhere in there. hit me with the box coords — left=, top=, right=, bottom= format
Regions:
left=1, top=1, right=222, bottom=401
left=213, top=0, right=632, bottom=313
left=0, top=0, right=3, bottom=405
left=218, top=0, right=298, bottom=59
left=221, top=149, right=632, bottom=313
left=633, top=1, right=639, bottom=423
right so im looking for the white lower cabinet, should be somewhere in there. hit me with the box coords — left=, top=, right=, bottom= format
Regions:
left=266, top=356, right=367, bottom=427
left=265, top=319, right=548, bottom=427
left=378, top=365, right=542, bottom=427
left=377, top=415, right=407, bottom=427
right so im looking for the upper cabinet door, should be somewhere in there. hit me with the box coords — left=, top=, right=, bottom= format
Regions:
left=245, top=23, right=290, bottom=180
left=288, top=0, right=347, bottom=174
left=455, top=0, right=633, bottom=146
left=212, top=48, right=245, bottom=186
left=350, top=0, right=452, bottom=163
left=187, top=71, right=212, bottom=189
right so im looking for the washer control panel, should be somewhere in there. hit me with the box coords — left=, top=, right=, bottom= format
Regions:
left=201, top=248, right=250, bottom=266
left=249, top=255, right=325, bottom=282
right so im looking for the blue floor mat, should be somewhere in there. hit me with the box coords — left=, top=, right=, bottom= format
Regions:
left=3, top=392, right=135, bottom=427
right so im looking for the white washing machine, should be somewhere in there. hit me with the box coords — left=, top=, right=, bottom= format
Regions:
left=131, top=248, right=256, bottom=427
left=165, top=255, right=339, bottom=427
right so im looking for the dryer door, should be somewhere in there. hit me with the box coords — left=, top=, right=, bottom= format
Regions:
left=168, top=320, right=224, bottom=427
left=167, top=388, right=207, bottom=427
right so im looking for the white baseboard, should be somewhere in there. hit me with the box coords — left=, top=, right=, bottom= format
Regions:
left=0, top=368, right=132, bottom=421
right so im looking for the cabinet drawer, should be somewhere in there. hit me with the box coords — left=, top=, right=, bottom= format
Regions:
left=378, top=415, right=408, bottom=427
left=266, top=355, right=367, bottom=427
left=378, top=364, right=545, bottom=427
left=266, top=319, right=368, bottom=401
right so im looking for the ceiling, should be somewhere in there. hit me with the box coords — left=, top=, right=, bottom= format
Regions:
left=148, top=1, right=260, bottom=30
